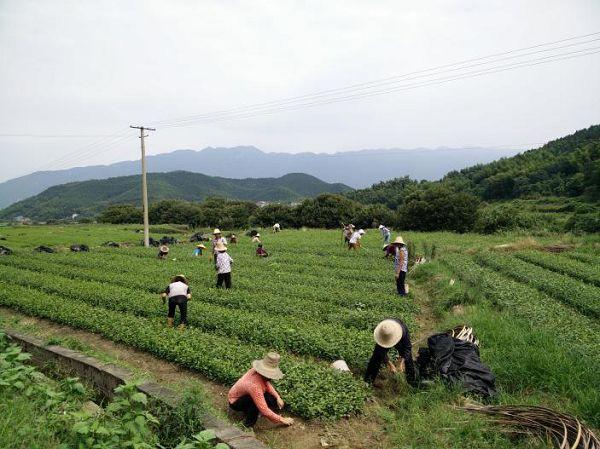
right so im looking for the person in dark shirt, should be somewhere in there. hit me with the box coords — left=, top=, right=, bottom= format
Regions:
left=382, top=244, right=395, bottom=259
left=364, top=318, right=417, bottom=387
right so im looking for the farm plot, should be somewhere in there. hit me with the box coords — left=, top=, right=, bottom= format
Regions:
left=0, top=228, right=414, bottom=420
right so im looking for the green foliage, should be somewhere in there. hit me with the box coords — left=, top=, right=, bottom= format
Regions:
left=295, top=194, right=358, bottom=228
left=515, top=251, right=600, bottom=287
left=397, top=186, right=480, bottom=233
left=475, top=251, right=600, bottom=319
left=98, top=204, right=143, bottom=224
left=473, top=203, right=539, bottom=234
left=0, top=172, right=351, bottom=221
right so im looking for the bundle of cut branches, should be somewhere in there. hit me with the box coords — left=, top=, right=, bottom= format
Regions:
left=445, top=324, right=480, bottom=347
left=461, top=404, right=599, bottom=449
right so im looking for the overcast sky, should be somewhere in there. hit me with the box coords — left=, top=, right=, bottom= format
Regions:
left=0, top=0, right=599, bottom=182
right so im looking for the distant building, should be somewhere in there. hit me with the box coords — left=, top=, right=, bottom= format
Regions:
left=13, top=216, right=31, bottom=224
left=256, top=201, right=269, bottom=208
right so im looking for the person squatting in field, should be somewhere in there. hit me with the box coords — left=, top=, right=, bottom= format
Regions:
left=161, top=274, right=191, bottom=329
left=211, top=229, right=227, bottom=264
left=228, top=352, right=294, bottom=427
left=215, top=242, right=233, bottom=289
left=192, top=243, right=206, bottom=256
left=364, top=319, right=417, bottom=387
left=382, top=243, right=395, bottom=259
left=256, top=243, right=269, bottom=257
left=392, top=236, right=408, bottom=296
left=379, top=224, right=391, bottom=245
left=348, top=228, right=365, bottom=250
left=157, top=245, right=169, bottom=259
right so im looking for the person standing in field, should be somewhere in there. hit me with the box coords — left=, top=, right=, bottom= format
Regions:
left=364, top=319, right=417, bottom=387
left=343, top=224, right=354, bottom=244
left=379, top=224, right=391, bottom=245
left=211, top=229, right=227, bottom=264
left=160, top=274, right=191, bottom=329
left=228, top=352, right=294, bottom=428
left=392, top=236, right=408, bottom=296
left=215, top=242, right=233, bottom=289
left=348, top=228, right=365, bottom=250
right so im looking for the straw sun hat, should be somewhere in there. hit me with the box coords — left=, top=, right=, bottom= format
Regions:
left=253, top=352, right=284, bottom=380
left=215, top=242, right=227, bottom=252
left=213, top=228, right=221, bottom=235
left=159, top=245, right=169, bottom=253
left=373, top=319, right=403, bottom=348
left=196, top=243, right=206, bottom=249
left=392, top=236, right=405, bottom=245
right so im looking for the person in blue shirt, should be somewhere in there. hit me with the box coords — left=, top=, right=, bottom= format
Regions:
left=192, top=243, right=206, bottom=257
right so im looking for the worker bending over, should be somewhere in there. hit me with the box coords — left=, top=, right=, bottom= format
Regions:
left=348, top=229, right=365, bottom=250
left=228, top=352, right=294, bottom=427
left=256, top=243, right=269, bottom=257
left=364, top=318, right=417, bottom=387
left=161, top=274, right=191, bottom=329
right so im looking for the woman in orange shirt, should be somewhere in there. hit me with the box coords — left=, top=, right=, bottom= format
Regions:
left=228, top=352, right=294, bottom=427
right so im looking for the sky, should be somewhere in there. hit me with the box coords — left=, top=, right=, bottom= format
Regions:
left=0, top=0, right=599, bottom=182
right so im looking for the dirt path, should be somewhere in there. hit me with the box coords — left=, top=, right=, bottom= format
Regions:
left=0, top=307, right=390, bottom=449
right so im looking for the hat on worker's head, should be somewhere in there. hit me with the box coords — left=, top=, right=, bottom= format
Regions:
left=378, top=225, right=384, bottom=229
left=213, top=228, right=221, bottom=235
left=160, top=245, right=169, bottom=253
left=382, top=244, right=389, bottom=250
left=392, top=236, right=405, bottom=245
left=172, top=274, right=187, bottom=283
left=349, top=224, right=355, bottom=229
left=373, top=319, right=403, bottom=348
left=358, top=229, right=365, bottom=235
left=255, top=233, right=261, bottom=237
left=253, top=352, right=284, bottom=380
left=215, top=242, right=227, bottom=252
left=196, top=243, right=206, bottom=249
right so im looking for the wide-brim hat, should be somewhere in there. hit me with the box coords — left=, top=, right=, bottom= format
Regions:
left=374, top=319, right=403, bottom=348
left=255, top=233, right=261, bottom=237
left=382, top=244, right=389, bottom=250
left=252, top=352, right=284, bottom=380
left=358, top=229, right=365, bottom=235
left=392, top=236, right=405, bottom=245
left=160, top=245, right=169, bottom=253
left=349, top=224, right=355, bottom=228
left=215, top=242, right=227, bottom=252
left=213, top=228, right=221, bottom=235
left=196, top=244, right=206, bottom=249
left=173, top=274, right=187, bottom=283
left=378, top=225, right=384, bottom=229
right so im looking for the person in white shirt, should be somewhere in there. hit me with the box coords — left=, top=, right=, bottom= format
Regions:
left=215, top=242, right=234, bottom=289
left=211, top=228, right=227, bottom=264
left=160, top=274, right=191, bottom=328
left=348, top=229, right=365, bottom=250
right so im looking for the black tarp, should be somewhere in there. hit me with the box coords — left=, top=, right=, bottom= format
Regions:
left=0, top=245, right=12, bottom=255
left=417, top=333, right=496, bottom=398
left=34, top=245, right=54, bottom=253
left=70, top=244, right=89, bottom=252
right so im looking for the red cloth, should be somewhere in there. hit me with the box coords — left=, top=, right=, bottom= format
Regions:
left=228, top=368, right=283, bottom=423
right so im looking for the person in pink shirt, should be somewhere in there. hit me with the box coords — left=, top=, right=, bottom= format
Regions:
left=228, top=352, right=294, bottom=427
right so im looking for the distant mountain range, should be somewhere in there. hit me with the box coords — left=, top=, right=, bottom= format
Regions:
left=0, top=145, right=523, bottom=209
left=0, top=172, right=351, bottom=220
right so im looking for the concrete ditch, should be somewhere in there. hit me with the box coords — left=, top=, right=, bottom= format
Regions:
left=3, top=329, right=268, bottom=449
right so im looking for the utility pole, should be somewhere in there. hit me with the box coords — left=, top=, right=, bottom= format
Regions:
left=130, top=125, right=156, bottom=248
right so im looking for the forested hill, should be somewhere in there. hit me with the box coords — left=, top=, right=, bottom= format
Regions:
left=348, top=125, right=600, bottom=208
left=0, top=172, right=351, bottom=220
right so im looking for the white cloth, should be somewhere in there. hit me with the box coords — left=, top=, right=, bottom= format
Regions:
left=166, top=281, right=189, bottom=298
left=216, top=252, right=233, bottom=274
left=349, top=231, right=361, bottom=244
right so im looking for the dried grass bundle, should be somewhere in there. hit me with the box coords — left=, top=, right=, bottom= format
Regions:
left=445, top=325, right=480, bottom=347
left=461, top=404, right=599, bottom=449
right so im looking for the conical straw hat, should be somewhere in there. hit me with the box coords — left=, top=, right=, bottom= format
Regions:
left=392, top=236, right=405, bottom=245
left=213, top=228, right=221, bottom=234
left=252, top=352, right=284, bottom=380
left=373, top=319, right=403, bottom=348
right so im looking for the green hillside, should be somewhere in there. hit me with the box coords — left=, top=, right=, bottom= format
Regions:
left=349, top=125, right=600, bottom=206
left=0, top=171, right=351, bottom=220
